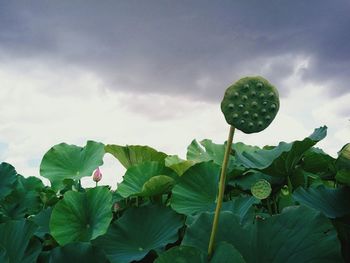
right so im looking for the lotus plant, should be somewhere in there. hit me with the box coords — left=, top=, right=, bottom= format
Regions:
left=208, top=76, right=280, bottom=257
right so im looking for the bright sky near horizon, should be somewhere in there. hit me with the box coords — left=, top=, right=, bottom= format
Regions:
left=0, top=1, right=349, bottom=188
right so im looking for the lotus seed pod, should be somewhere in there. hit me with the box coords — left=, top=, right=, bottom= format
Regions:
left=221, top=76, right=280, bottom=133
left=251, top=179, right=272, bottom=200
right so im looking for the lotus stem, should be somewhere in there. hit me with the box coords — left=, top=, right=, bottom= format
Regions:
left=208, top=125, right=235, bottom=258
left=266, top=198, right=272, bottom=215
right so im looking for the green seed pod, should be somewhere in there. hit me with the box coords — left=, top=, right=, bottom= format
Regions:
left=221, top=76, right=280, bottom=133
left=251, top=179, right=272, bottom=200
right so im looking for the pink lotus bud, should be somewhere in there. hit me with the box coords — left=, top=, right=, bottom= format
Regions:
left=93, top=167, right=102, bottom=182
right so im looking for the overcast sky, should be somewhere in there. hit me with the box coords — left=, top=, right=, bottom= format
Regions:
left=0, top=1, right=349, bottom=187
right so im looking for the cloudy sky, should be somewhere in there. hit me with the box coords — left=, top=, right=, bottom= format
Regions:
left=0, top=1, right=349, bottom=188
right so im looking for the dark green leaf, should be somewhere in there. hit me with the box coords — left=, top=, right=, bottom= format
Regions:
left=0, top=162, right=17, bottom=199
left=49, top=242, right=109, bottom=263
left=234, top=126, right=327, bottom=177
left=30, top=207, right=52, bottom=238
left=0, top=175, right=44, bottom=219
left=336, top=170, right=350, bottom=186
left=93, top=205, right=183, bottom=263
left=0, top=246, right=9, bottom=263
left=183, top=206, right=342, bottom=262
left=293, top=186, right=350, bottom=218
left=155, top=246, right=206, bottom=263
left=211, top=242, right=245, bottom=263
left=0, top=219, right=40, bottom=263
left=302, top=147, right=336, bottom=178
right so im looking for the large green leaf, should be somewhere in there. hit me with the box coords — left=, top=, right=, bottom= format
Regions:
left=49, top=186, right=113, bottom=245
left=183, top=206, right=342, bottom=262
left=40, top=141, right=105, bottom=190
left=170, top=162, right=220, bottom=216
left=49, top=242, right=109, bottom=263
left=234, top=126, right=327, bottom=177
left=93, top=205, right=183, bottom=263
left=0, top=162, right=17, bottom=199
left=293, top=186, right=350, bottom=218
left=116, top=161, right=176, bottom=198
left=0, top=219, right=41, bottom=263
left=105, top=144, right=167, bottom=169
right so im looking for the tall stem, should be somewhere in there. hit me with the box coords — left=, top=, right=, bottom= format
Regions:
left=208, top=125, right=235, bottom=258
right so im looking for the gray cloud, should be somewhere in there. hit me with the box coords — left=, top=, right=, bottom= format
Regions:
left=0, top=0, right=349, bottom=101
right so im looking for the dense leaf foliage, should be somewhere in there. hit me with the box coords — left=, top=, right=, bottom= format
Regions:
left=0, top=126, right=349, bottom=262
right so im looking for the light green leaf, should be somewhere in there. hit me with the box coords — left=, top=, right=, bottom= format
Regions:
left=165, top=155, right=195, bottom=176
left=141, top=175, right=175, bottom=197
left=105, top=144, right=167, bottom=169
left=116, top=161, right=176, bottom=198
left=187, top=139, right=235, bottom=168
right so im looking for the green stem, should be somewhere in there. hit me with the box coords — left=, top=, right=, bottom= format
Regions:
left=208, top=126, right=235, bottom=258
left=95, top=182, right=98, bottom=187
left=266, top=198, right=272, bottom=216
left=287, top=176, right=293, bottom=193
left=273, top=195, right=278, bottom=214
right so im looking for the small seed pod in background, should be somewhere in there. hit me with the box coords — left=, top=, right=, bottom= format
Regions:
left=221, top=76, right=280, bottom=133
left=93, top=167, right=102, bottom=183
